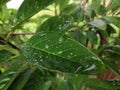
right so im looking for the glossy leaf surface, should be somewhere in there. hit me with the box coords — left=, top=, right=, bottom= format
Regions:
left=23, top=31, right=105, bottom=74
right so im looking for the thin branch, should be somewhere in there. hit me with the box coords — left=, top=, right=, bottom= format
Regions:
left=0, top=32, right=35, bottom=36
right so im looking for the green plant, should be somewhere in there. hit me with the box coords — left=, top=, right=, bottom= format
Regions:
left=0, top=0, right=120, bottom=90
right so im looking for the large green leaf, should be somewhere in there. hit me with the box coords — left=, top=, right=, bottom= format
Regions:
left=89, top=19, right=107, bottom=30
left=15, top=0, right=54, bottom=25
left=84, top=78, right=117, bottom=90
left=22, top=31, right=105, bottom=74
left=91, top=0, right=101, bottom=14
left=36, top=15, right=73, bottom=32
left=103, top=16, right=120, bottom=28
left=0, top=65, right=22, bottom=90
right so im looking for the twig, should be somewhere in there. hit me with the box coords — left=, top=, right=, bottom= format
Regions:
left=0, top=32, right=35, bottom=36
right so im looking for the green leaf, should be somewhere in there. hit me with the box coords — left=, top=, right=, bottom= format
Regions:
left=15, top=0, right=54, bottom=25
left=103, top=16, right=120, bottom=28
left=84, top=78, right=117, bottom=90
left=89, top=19, right=107, bottom=30
left=22, top=31, right=105, bottom=74
left=8, top=68, right=33, bottom=90
left=102, top=59, right=120, bottom=77
left=0, top=65, right=22, bottom=90
left=91, top=0, right=101, bottom=14
left=37, top=15, right=73, bottom=32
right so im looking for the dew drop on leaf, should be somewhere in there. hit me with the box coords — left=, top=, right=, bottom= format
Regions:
left=58, top=51, right=63, bottom=54
left=45, top=44, right=49, bottom=49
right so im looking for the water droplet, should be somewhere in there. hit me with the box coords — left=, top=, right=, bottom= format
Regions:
left=75, top=66, right=82, bottom=73
left=58, top=51, right=63, bottom=54
left=59, top=37, right=64, bottom=43
left=40, top=59, right=43, bottom=61
left=40, top=33, right=46, bottom=36
left=70, top=53, right=73, bottom=55
left=45, top=44, right=49, bottom=49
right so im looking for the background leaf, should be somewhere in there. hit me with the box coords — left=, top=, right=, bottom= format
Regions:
left=15, top=0, right=54, bottom=25
left=84, top=78, right=117, bottom=90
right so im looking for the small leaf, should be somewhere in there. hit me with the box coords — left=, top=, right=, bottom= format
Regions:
left=90, top=19, right=107, bottom=30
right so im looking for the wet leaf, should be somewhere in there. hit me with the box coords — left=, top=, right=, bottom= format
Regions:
left=22, top=31, right=105, bottom=74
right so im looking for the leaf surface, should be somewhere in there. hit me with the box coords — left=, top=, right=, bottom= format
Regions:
left=23, top=31, right=105, bottom=74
